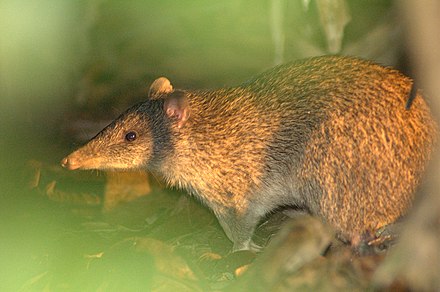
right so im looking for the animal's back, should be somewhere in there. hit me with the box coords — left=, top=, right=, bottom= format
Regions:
left=245, top=56, right=437, bottom=242
left=176, top=56, right=436, bottom=244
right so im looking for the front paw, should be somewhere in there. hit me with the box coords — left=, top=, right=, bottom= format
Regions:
left=232, top=240, right=262, bottom=252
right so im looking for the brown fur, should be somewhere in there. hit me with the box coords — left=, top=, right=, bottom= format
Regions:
left=62, top=56, right=437, bottom=251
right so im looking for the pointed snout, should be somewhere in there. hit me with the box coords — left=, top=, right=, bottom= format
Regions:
left=61, top=147, right=105, bottom=170
left=61, top=155, right=81, bottom=170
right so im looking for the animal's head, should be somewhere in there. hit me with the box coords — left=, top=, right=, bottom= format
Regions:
left=61, top=77, right=189, bottom=170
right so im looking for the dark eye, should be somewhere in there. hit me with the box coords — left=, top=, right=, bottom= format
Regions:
left=125, top=131, right=137, bottom=142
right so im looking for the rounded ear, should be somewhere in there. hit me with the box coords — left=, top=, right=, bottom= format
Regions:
left=164, top=91, right=190, bottom=129
left=149, top=77, right=173, bottom=99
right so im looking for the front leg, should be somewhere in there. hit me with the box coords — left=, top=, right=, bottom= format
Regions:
left=216, top=207, right=262, bottom=252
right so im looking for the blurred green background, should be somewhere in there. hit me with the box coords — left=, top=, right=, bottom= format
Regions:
left=0, top=0, right=402, bottom=290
